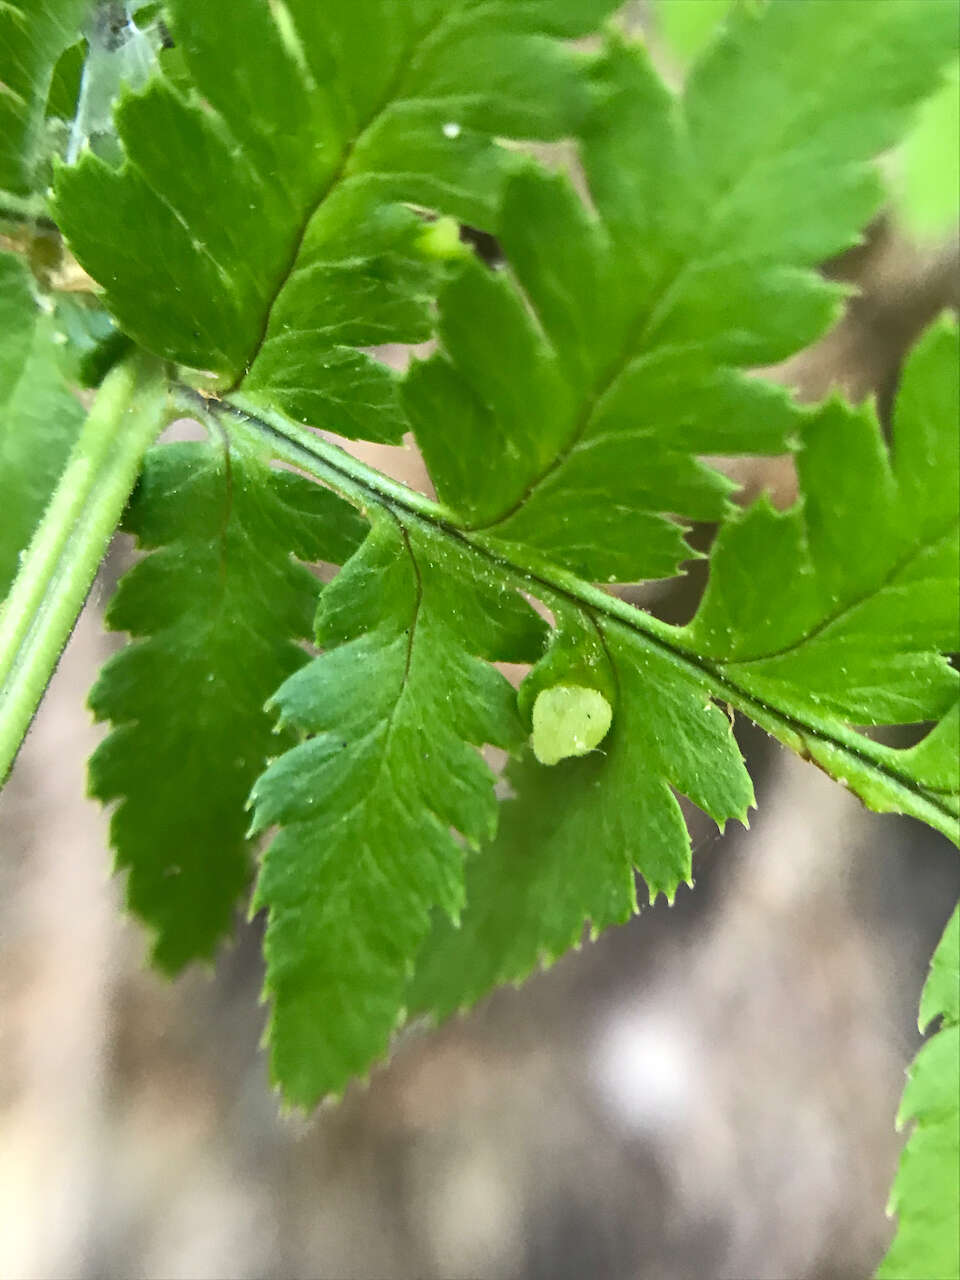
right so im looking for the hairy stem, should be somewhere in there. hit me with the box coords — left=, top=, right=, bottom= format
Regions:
left=0, top=352, right=169, bottom=782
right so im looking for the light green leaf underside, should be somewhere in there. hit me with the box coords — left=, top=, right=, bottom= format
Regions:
left=878, top=904, right=960, bottom=1280
left=54, top=0, right=616, bottom=442
left=0, top=250, right=85, bottom=597
left=0, top=0, right=92, bottom=196
left=407, top=0, right=960, bottom=582
left=686, top=318, right=960, bottom=730
left=88, top=437, right=366, bottom=972
left=249, top=513, right=546, bottom=1104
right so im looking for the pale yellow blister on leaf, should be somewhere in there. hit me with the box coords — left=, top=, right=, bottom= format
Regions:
left=531, top=685, right=613, bottom=766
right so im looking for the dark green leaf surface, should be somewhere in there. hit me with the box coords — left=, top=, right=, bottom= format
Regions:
left=0, top=250, right=85, bottom=596
left=407, top=0, right=959, bottom=581
left=0, top=0, right=92, bottom=195
left=88, top=437, right=366, bottom=971
left=686, top=319, right=960, bottom=727
left=250, top=513, right=545, bottom=1103
left=54, top=0, right=615, bottom=439
left=409, top=611, right=752, bottom=1018
left=879, top=904, right=960, bottom=1280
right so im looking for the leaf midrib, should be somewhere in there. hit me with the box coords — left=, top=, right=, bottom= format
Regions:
left=714, top=517, right=960, bottom=667
left=226, top=8, right=457, bottom=393
left=461, top=4, right=895, bottom=537
left=182, top=386, right=960, bottom=841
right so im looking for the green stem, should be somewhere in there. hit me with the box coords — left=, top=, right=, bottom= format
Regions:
left=183, top=387, right=958, bottom=845
left=0, top=352, right=169, bottom=781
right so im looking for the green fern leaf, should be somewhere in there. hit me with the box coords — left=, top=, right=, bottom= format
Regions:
left=88, top=437, right=366, bottom=971
left=33, top=0, right=957, bottom=1110
left=249, top=513, right=545, bottom=1102
left=684, top=316, right=960, bottom=833
left=406, top=0, right=960, bottom=581
left=409, top=316, right=958, bottom=1021
left=410, top=610, right=752, bottom=1019
left=878, top=904, right=960, bottom=1280
left=220, top=1, right=958, bottom=1097
left=53, top=0, right=616, bottom=439
left=686, top=320, right=959, bottom=728
left=391, top=7, right=960, bottom=1029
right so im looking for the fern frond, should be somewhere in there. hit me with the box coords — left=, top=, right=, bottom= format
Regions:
left=38, top=0, right=958, bottom=1113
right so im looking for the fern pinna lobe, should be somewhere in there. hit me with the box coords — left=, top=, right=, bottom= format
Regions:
left=0, top=0, right=92, bottom=198
left=248, top=513, right=544, bottom=1102
left=88, top=437, right=365, bottom=971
